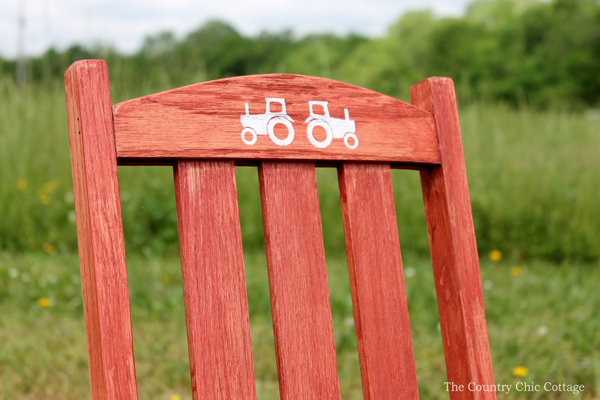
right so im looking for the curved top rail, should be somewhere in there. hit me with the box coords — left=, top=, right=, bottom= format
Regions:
left=112, top=74, right=440, bottom=165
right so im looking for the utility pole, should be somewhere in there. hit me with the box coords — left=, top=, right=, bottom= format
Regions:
left=16, top=1, right=26, bottom=90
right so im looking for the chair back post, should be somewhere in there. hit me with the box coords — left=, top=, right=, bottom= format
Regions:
left=337, top=162, right=419, bottom=399
left=411, top=78, right=496, bottom=399
left=65, top=60, right=138, bottom=400
left=258, top=161, right=342, bottom=399
left=174, top=160, right=257, bottom=398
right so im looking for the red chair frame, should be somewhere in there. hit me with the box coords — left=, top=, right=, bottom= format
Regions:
left=65, top=59, right=495, bottom=400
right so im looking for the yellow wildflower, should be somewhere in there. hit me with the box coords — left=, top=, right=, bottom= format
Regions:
left=38, top=189, right=51, bottom=205
left=43, top=179, right=59, bottom=193
left=489, top=250, right=502, bottom=262
left=170, top=396, right=181, bottom=400
left=512, top=366, right=528, bottom=377
left=510, top=266, right=523, bottom=276
left=43, top=242, right=57, bottom=256
left=17, top=179, right=27, bottom=190
left=37, top=180, right=59, bottom=204
left=38, top=297, right=52, bottom=308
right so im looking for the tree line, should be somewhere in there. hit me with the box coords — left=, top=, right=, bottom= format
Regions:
left=1, top=0, right=599, bottom=107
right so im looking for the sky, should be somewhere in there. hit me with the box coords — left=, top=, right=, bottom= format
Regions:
left=0, top=0, right=471, bottom=59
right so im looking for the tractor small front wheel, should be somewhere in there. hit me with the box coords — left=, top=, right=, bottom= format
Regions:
left=241, top=128, right=257, bottom=145
left=344, top=132, right=358, bottom=149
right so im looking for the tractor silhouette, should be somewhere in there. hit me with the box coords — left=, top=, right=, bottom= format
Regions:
left=304, top=101, right=358, bottom=149
left=240, top=98, right=295, bottom=146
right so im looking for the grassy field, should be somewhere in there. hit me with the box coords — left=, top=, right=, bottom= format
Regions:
left=1, top=73, right=599, bottom=398
left=1, top=250, right=599, bottom=399
left=1, top=78, right=599, bottom=260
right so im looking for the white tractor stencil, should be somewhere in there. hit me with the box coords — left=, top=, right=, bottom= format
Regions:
left=240, top=98, right=295, bottom=146
left=304, top=101, right=358, bottom=149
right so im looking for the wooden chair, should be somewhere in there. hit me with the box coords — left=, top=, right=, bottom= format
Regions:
left=65, top=59, right=495, bottom=399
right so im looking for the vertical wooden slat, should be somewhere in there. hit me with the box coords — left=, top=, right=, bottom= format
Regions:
left=258, top=162, right=341, bottom=400
left=338, top=163, right=419, bottom=400
left=65, top=60, right=137, bottom=400
left=411, top=77, right=496, bottom=400
left=174, top=160, right=257, bottom=400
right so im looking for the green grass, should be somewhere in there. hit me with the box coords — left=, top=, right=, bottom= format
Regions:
left=1, top=78, right=599, bottom=261
left=1, top=70, right=599, bottom=399
left=1, top=251, right=599, bottom=399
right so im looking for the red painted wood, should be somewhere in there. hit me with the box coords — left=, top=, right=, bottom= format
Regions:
left=174, top=160, right=257, bottom=400
left=65, top=59, right=495, bottom=400
left=338, top=163, right=419, bottom=400
left=65, top=60, right=138, bottom=400
left=112, top=74, right=440, bottom=165
left=411, top=77, right=496, bottom=400
left=258, top=162, right=341, bottom=400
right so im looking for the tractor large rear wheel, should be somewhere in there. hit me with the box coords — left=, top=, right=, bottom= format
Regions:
left=307, top=120, right=333, bottom=149
left=267, top=117, right=295, bottom=146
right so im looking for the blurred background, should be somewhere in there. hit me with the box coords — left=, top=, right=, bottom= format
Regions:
left=0, top=0, right=599, bottom=398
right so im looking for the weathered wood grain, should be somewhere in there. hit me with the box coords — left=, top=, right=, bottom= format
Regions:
left=65, top=58, right=496, bottom=400
left=338, top=162, right=419, bottom=400
left=258, top=162, right=341, bottom=400
left=112, top=74, right=440, bottom=165
left=174, top=160, right=257, bottom=400
left=411, top=77, right=496, bottom=400
left=65, top=59, right=138, bottom=400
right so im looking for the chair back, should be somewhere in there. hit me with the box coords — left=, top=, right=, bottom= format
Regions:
left=65, top=59, right=495, bottom=400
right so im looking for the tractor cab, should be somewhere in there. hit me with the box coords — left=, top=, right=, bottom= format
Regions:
left=305, top=101, right=331, bottom=123
left=265, top=98, right=292, bottom=119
